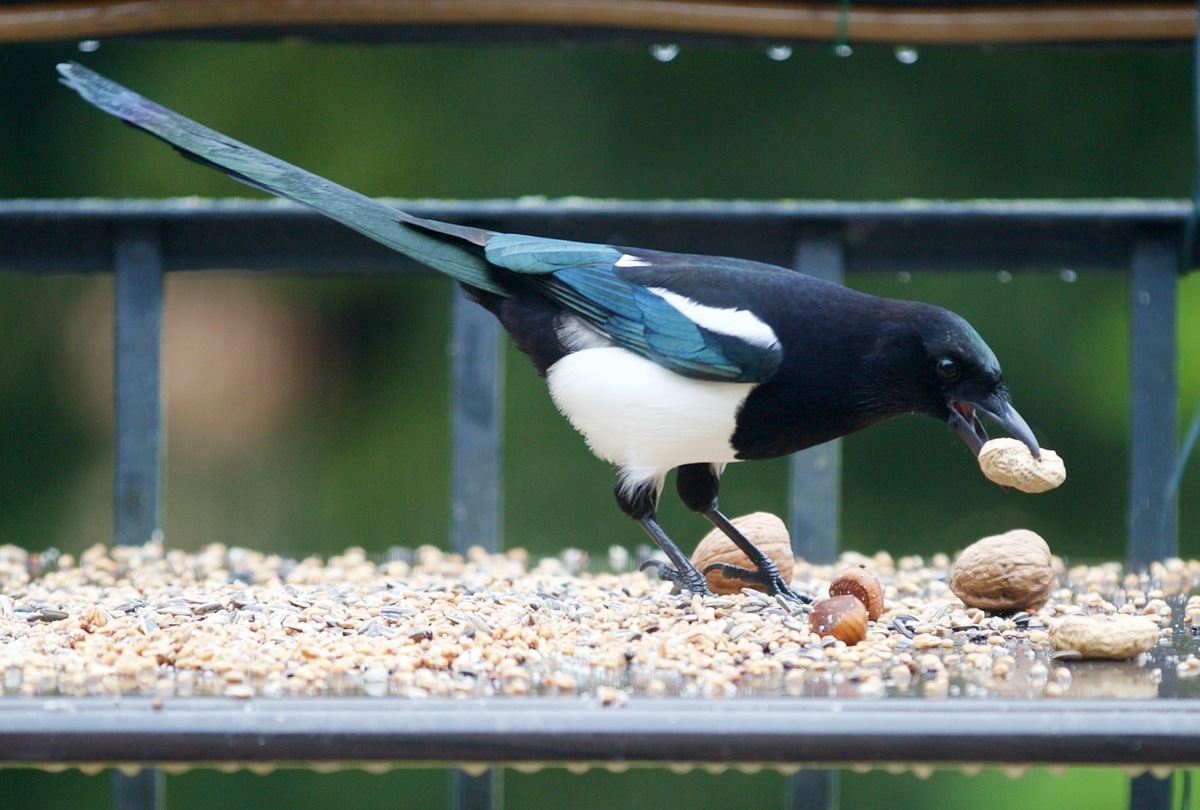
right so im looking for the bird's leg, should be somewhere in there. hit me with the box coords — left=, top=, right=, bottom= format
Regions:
left=702, top=510, right=809, bottom=603
left=616, top=475, right=712, bottom=596
left=636, top=515, right=712, bottom=596
left=676, top=463, right=810, bottom=604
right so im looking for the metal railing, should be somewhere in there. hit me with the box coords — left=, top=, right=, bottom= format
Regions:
left=0, top=197, right=1191, bottom=810
left=1, top=0, right=1196, bottom=45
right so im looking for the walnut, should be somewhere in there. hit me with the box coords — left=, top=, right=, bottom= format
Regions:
left=978, top=438, right=1065, bottom=493
left=1049, top=614, right=1159, bottom=660
left=949, top=529, right=1056, bottom=613
left=690, top=512, right=794, bottom=595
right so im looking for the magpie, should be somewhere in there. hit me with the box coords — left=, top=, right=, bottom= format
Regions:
left=58, top=62, right=1041, bottom=602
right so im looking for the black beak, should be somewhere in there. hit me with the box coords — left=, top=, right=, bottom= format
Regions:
left=948, top=395, right=1040, bottom=459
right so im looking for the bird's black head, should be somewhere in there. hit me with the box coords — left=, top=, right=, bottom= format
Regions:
left=909, top=306, right=1040, bottom=459
left=860, top=303, right=1040, bottom=459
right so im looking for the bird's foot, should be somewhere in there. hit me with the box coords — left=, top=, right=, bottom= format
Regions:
left=639, top=560, right=713, bottom=597
left=701, top=562, right=812, bottom=604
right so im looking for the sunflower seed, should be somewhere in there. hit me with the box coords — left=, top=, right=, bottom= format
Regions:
left=469, top=614, right=494, bottom=637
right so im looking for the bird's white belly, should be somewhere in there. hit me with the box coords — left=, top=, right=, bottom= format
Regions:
left=546, top=347, right=754, bottom=486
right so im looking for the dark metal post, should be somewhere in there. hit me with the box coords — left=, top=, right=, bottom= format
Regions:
left=1127, top=237, right=1178, bottom=810
left=1129, top=775, right=1173, bottom=810
left=451, top=770, right=503, bottom=810
left=789, top=237, right=844, bottom=565
left=449, top=286, right=505, bottom=810
left=449, top=286, right=504, bottom=555
left=113, top=226, right=164, bottom=547
left=112, top=225, right=164, bottom=810
left=787, top=237, right=844, bottom=810
left=1127, top=238, right=1178, bottom=570
left=787, top=770, right=840, bottom=810
left=113, top=770, right=163, bottom=810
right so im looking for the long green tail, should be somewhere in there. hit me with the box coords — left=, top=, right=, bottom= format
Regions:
left=57, top=62, right=507, bottom=296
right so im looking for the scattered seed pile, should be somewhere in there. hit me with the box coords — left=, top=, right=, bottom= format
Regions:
left=0, top=543, right=1197, bottom=702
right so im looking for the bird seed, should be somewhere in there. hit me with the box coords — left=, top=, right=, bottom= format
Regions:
left=0, top=542, right=1195, bottom=702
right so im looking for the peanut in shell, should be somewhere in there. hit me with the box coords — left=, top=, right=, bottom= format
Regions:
left=978, top=438, right=1065, bottom=493
left=1049, top=614, right=1159, bottom=660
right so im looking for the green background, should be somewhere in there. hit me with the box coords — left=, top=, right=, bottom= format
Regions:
left=1, top=37, right=1198, bottom=809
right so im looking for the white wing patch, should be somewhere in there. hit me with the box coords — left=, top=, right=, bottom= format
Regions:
left=649, top=288, right=780, bottom=349
left=614, top=254, right=651, bottom=268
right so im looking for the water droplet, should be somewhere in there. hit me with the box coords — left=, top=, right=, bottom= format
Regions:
left=651, top=44, right=680, bottom=63
left=767, top=45, right=793, bottom=62
left=997, top=271, right=1013, bottom=283
left=1059, top=268, right=1078, bottom=283
left=834, top=44, right=854, bottom=58
left=897, top=271, right=912, bottom=283
left=894, top=46, right=919, bottom=65
left=78, top=40, right=100, bottom=53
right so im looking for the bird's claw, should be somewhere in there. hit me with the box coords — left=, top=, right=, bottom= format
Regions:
left=702, top=562, right=812, bottom=605
left=702, top=562, right=767, bottom=587
left=639, top=559, right=713, bottom=596
left=770, top=580, right=813, bottom=605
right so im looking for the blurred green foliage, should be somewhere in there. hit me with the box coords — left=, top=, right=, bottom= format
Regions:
left=2, top=39, right=1197, bottom=561
left=1, top=35, right=1198, bottom=810
left=0, top=763, right=1156, bottom=810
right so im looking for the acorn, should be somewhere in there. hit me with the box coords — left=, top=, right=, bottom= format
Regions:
left=810, top=595, right=869, bottom=645
left=829, top=565, right=885, bottom=620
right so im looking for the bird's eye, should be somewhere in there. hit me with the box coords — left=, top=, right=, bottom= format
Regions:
left=936, top=358, right=960, bottom=382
